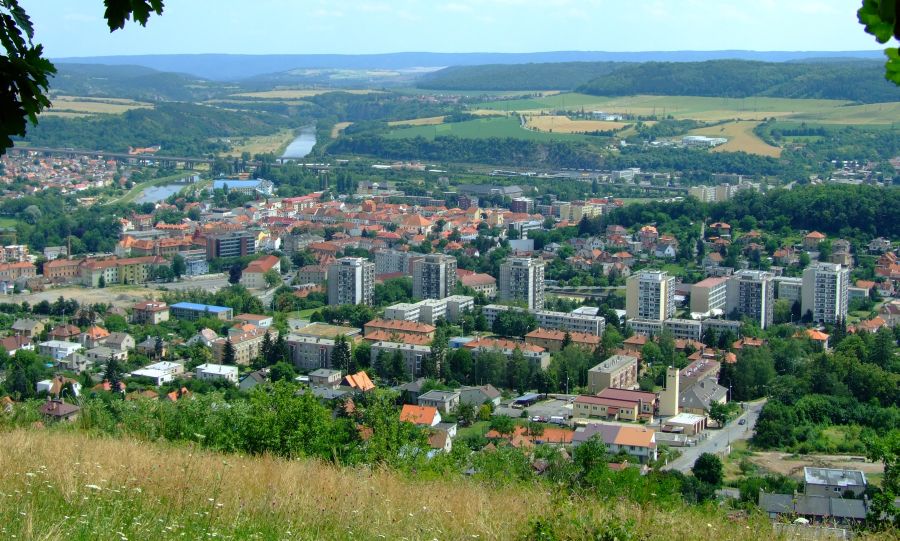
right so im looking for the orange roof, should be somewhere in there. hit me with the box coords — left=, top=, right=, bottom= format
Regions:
left=525, top=328, right=600, bottom=346
left=245, top=255, right=280, bottom=273
left=400, top=404, right=438, bottom=425
left=82, top=326, right=110, bottom=339
left=343, top=371, right=375, bottom=392
left=464, top=337, right=545, bottom=354
left=801, top=329, right=830, bottom=341
left=485, top=425, right=573, bottom=444
left=805, top=231, right=826, bottom=239
left=612, top=425, right=656, bottom=447
left=364, top=319, right=436, bottom=335
left=363, top=330, right=433, bottom=346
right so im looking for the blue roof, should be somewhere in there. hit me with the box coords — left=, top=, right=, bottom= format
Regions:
left=213, top=179, right=263, bottom=189
left=170, top=302, right=231, bottom=313
left=514, top=393, right=541, bottom=403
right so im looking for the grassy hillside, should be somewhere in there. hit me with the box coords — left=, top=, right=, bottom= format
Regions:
left=4, top=428, right=881, bottom=541
left=50, top=63, right=232, bottom=102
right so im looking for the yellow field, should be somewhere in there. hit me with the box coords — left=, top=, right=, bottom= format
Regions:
left=46, top=95, right=153, bottom=115
left=331, top=121, right=353, bottom=138
left=688, top=121, right=782, bottom=158
left=233, top=89, right=380, bottom=99
left=470, top=109, right=510, bottom=116
left=224, top=128, right=296, bottom=157
left=387, top=115, right=446, bottom=127
left=524, top=114, right=628, bottom=133
left=207, top=98, right=313, bottom=106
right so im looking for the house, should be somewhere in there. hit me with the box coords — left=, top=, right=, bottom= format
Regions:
left=234, top=313, right=274, bottom=328
left=186, top=328, right=218, bottom=347
left=459, top=384, right=502, bottom=407
left=486, top=425, right=574, bottom=447
left=399, top=404, right=441, bottom=427
left=309, top=368, right=342, bottom=389
left=38, top=399, right=80, bottom=422
left=84, top=346, right=127, bottom=364
left=0, top=334, right=33, bottom=355
left=195, top=363, right=239, bottom=384
left=79, top=325, right=110, bottom=349
left=239, top=369, right=268, bottom=391
left=36, top=376, right=81, bottom=398
left=49, top=324, right=80, bottom=341
left=426, top=429, right=453, bottom=454
left=395, top=378, right=428, bottom=403
left=130, top=361, right=185, bottom=386
left=132, top=301, right=170, bottom=324
left=803, top=231, right=826, bottom=250
left=417, top=390, right=460, bottom=415
left=342, top=371, right=375, bottom=392
left=38, top=340, right=82, bottom=361
left=11, top=318, right=43, bottom=338
left=136, top=336, right=167, bottom=358
left=803, top=467, right=867, bottom=498
left=240, top=255, right=281, bottom=289
left=105, top=332, right=135, bottom=352
left=572, top=423, right=657, bottom=463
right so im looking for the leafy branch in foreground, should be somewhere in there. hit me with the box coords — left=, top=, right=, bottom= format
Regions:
left=859, top=0, right=900, bottom=84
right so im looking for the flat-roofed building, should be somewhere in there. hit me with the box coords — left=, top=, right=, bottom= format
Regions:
left=195, top=363, right=239, bottom=384
left=690, top=276, right=728, bottom=314
left=626, top=270, right=675, bottom=321
left=328, top=257, right=375, bottom=306
left=170, top=302, right=233, bottom=321
left=726, top=270, right=775, bottom=328
left=132, top=301, right=170, bottom=325
left=802, top=262, right=850, bottom=325
left=499, top=257, right=545, bottom=310
left=774, top=276, right=803, bottom=303
left=483, top=304, right=605, bottom=336
left=587, top=354, right=639, bottom=393
left=663, top=318, right=702, bottom=341
left=369, top=341, right=432, bottom=379
left=412, top=254, right=457, bottom=300
left=803, top=467, right=867, bottom=498
left=286, top=335, right=336, bottom=371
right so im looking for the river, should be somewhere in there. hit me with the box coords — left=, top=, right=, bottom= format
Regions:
left=280, top=125, right=317, bottom=159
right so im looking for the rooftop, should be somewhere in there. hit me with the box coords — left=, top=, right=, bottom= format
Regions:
left=803, top=467, right=867, bottom=488
left=170, top=302, right=232, bottom=313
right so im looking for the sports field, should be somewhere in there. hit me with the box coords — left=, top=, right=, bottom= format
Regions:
left=687, top=121, right=782, bottom=158
left=524, top=114, right=628, bottom=133
left=385, top=115, right=592, bottom=142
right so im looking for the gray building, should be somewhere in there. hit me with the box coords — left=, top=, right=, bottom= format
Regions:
left=725, top=270, right=775, bottom=329
left=412, top=254, right=457, bottom=300
left=374, top=249, right=422, bottom=276
left=802, top=262, right=850, bottom=325
left=327, top=257, right=375, bottom=306
left=499, top=257, right=545, bottom=310
left=286, top=335, right=336, bottom=371
left=626, top=270, right=675, bottom=321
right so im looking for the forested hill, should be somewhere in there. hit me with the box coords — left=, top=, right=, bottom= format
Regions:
left=417, top=62, right=621, bottom=91
left=576, top=60, right=900, bottom=103
left=418, top=59, right=900, bottom=103
left=50, top=63, right=228, bottom=102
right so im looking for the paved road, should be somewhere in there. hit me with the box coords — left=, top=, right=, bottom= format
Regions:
left=662, top=399, right=766, bottom=472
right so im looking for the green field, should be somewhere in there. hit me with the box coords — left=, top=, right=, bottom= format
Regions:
left=385, top=115, right=594, bottom=142
left=475, top=93, right=900, bottom=125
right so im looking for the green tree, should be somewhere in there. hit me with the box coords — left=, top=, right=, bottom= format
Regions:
left=263, top=269, right=282, bottom=288
left=489, top=414, right=515, bottom=437
left=104, top=355, right=123, bottom=391
left=692, top=453, right=723, bottom=487
left=269, top=361, right=296, bottom=383
left=222, top=338, right=236, bottom=365
left=171, top=254, right=186, bottom=278
left=709, top=402, right=729, bottom=427
left=865, top=430, right=900, bottom=527
left=858, top=0, right=900, bottom=84
left=332, top=334, right=352, bottom=373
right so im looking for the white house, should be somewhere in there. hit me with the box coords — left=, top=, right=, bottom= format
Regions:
left=130, top=361, right=186, bottom=386
left=38, top=340, right=82, bottom=361
left=195, top=363, right=239, bottom=384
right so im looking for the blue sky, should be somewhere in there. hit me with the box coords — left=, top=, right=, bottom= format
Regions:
left=24, top=0, right=880, bottom=57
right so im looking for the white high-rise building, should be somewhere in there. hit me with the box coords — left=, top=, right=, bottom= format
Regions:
left=327, top=257, right=375, bottom=306
left=412, top=254, right=457, bottom=300
left=625, top=270, right=675, bottom=321
left=725, top=270, right=775, bottom=329
left=499, top=257, right=545, bottom=310
left=802, top=262, right=850, bottom=325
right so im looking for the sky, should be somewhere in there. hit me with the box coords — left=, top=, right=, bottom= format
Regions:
left=22, top=0, right=882, bottom=57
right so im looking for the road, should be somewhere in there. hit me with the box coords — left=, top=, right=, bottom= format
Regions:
left=662, top=399, right=766, bottom=472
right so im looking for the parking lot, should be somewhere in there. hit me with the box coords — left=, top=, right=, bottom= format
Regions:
left=495, top=394, right=576, bottom=424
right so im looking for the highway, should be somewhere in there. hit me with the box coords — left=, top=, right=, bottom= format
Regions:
left=662, top=399, right=766, bottom=472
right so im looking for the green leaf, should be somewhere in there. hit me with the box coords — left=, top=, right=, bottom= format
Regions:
left=103, top=0, right=164, bottom=31
left=885, top=47, right=900, bottom=85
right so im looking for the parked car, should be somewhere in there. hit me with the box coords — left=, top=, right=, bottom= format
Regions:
left=530, top=415, right=547, bottom=423
left=738, top=418, right=746, bottom=425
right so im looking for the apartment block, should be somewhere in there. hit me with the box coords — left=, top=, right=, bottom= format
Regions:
left=587, top=354, right=639, bottom=393
left=726, top=270, right=775, bottom=328
left=327, top=257, right=375, bottom=306
left=205, top=230, right=256, bottom=260
left=690, top=276, right=728, bottom=314
left=211, top=328, right=278, bottom=366
left=626, top=270, right=675, bottom=321
left=802, top=262, right=850, bottom=325
left=412, top=254, right=457, bottom=300
left=774, top=276, right=803, bottom=303
left=499, top=257, right=545, bottom=310
left=483, top=304, right=606, bottom=336
left=286, top=335, right=336, bottom=371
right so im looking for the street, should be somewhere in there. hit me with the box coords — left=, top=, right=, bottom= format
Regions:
left=662, top=399, right=766, bottom=472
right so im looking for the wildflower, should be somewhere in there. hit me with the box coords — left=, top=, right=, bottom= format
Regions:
left=85, top=484, right=102, bottom=491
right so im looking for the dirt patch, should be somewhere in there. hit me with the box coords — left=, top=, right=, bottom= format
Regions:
left=330, top=121, right=353, bottom=138
left=9, top=286, right=160, bottom=309
left=750, top=452, right=883, bottom=479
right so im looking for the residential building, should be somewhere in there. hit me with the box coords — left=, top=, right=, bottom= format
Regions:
left=803, top=467, right=867, bottom=498
left=38, top=340, right=81, bottom=361
left=626, top=317, right=664, bottom=337
left=587, top=355, right=639, bottom=393
left=457, top=270, right=497, bottom=298
left=572, top=423, right=657, bottom=463
left=39, top=400, right=80, bottom=422
left=369, top=341, right=432, bottom=379
left=459, top=384, right=502, bottom=407
left=0, top=261, right=36, bottom=282
left=417, top=390, right=460, bottom=414
left=11, top=318, right=43, bottom=338
left=663, top=318, right=703, bottom=341
left=463, top=337, right=550, bottom=370
left=399, top=404, right=441, bottom=427
left=679, top=378, right=727, bottom=416
left=43, top=258, right=82, bottom=283
left=690, top=276, right=728, bottom=314
left=79, top=326, right=110, bottom=349
left=412, top=254, right=457, bottom=300
left=132, top=301, right=170, bottom=324
left=499, top=257, right=545, bottom=310
left=286, top=335, right=336, bottom=371
left=0, top=334, right=33, bottom=355
left=374, top=249, right=422, bottom=276
left=240, top=255, right=281, bottom=289
left=296, top=264, right=328, bottom=285
left=169, top=302, right=233, bottom=321
left=327, top=257, right=375, bottom=306
left=483, top=304, right=605, bottom=336
left=802, top=262, right=850, bottom=325
left=79, top=256, right=166, bottom=287
left=195, top=363, right=239, bottom=384
left=525, top=328, right=601, bottom=352
left=364, top=319, right=436, bottom=340
left=308, top=368, right=342, bottom=388
left=130, top=361, right=185, bottom=386
left=105, top=332, right=135, bottom=352
left=774, top=276, right=803, bottom=303
left=725, top=270, right=775, bottom=328
left=205, top=230, right=256, bottom=259
left=626, top=270, right=675, bottom=321
left=211, top=328, right=278, bottom=366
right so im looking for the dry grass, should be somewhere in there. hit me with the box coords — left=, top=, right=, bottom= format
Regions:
left=232, top=89, right=380, bottom=99
left=223, top=128, right=297, bottom=157
left=524, top=114, right=628, bottom=133
left=387, top=116, right=446, bottom=127
left=47, top=95, right=154, bottom=115
left=331, top=121, right=353, bottom=138
left=688, top=121, right=783, bottom=157
left=6, top=285, right=160, bottom=309
left=1, top=429, right=874, bottom=540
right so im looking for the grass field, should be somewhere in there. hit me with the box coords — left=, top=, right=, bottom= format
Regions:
left=475, top=93, right=900, bottom=125
left=387, top=115, right=446, bottom=127
left=2, top=429, right=839, bottom=541
left=688, top=121, right=782, bottom=157
left=524, top=114, right=628, bottom=133
left=331, top=121, right=353, bottom=138
left=0, top=217, right=19, bottom=228
left=232, top=89, right=380, bottom=99
left=385, top=115, right=593, bottom=142
left=45, top=95, right=154, bottom=116
left=224, top=128, right=296, bottom=157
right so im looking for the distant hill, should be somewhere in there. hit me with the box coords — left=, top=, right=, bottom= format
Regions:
left=54, top=50, right=885, bottom=81
left=576, top=60, right=900, bottom=103
left=49, top=63, right=230, bottom=101
left=417, top=62, right=622, bottom=91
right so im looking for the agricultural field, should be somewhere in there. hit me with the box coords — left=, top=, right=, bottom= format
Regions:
left=330, top=121, right=353, bottom=138
left=224, top=128, right=297, bottom=157
left=387, top=115, right=446, bottom=127
left=385, top=115, right=593, bottom=142
left=44, top=95, right=154, bottom=116
left=232, top=89, right=379, bottom=99
left=687, top=120, right=782, bottom=158
left=524, top=114, right=628, bottom=133
left=475, top=92, right=898, bottom=125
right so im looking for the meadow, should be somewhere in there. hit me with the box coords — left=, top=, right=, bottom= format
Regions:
left=2, top=428, right=873, bottom=541
left=524, top=114, right=628, bottom=133
left=387, top=115, right=447, bottom=127
left=687, top=121, right=782, bottom=158
left=223, top=128, right=297, bottom=157
left=44, top=95, right=154, bottom=117
left=385, top=115, right=594, bottom=142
